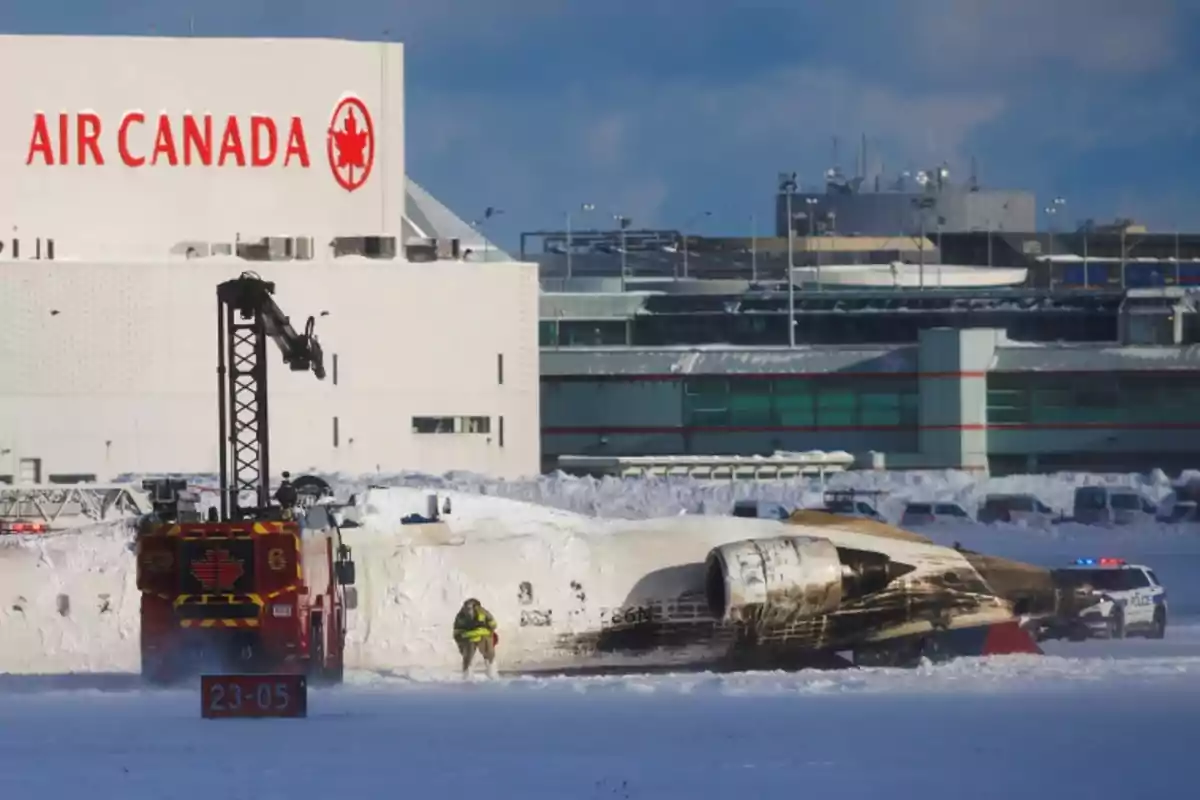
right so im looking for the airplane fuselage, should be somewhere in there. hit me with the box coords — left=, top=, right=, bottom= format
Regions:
left=342, top=511, right=1087, bottom=675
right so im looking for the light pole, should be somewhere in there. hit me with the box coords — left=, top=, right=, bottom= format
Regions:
left=681, top=210, right=712, bottom=278
left=804, top=197, right=819, bottom=290
left=476, top=206, right=503, bottom=261
left=1175, top=228, right=1182, bottom=286
left=913, top=197, right=935, bottom=289
left=566, top=202, right=595, bottom=280
left=779, top=172, right=798, bottom=347
left=1046, top=196, right=1064, bottom=288
left=614, top=214, right=631, bottom=292
left=750, top=214, right=758, bottom=282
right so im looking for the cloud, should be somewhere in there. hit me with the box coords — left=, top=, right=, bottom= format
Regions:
left=901, top=0, right=1178, bottom=80
left=409, top=64, right=1008, bottom=245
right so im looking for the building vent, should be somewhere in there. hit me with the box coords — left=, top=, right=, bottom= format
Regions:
left=332, top=236, right=397, bottom=259
left=236, top=239, right=272, bottom=260
left=405, top=240, right=436, bottom=262
left=236, top=236, right=308, bottom=261
left=295, top=236, right=314, bottom=260
left=170, top=241, right=212, bottom=258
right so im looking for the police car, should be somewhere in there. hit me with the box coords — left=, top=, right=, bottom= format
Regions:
left=1042, top=558, right=1167, bottom=641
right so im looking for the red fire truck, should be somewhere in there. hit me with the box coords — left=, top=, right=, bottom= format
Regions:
left=134, top=273, right=356, bottom=685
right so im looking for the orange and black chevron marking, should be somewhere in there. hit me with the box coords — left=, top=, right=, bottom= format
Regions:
left=159, top=521, right=301, bottom=538
left=174, top=593, right=265, bottom=608
left=180, top=618, right=261, bottom=629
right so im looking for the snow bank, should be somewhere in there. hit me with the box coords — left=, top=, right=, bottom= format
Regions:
left=4, top=470, right=1200, bottom=677
left=0, top=521, right=141, bottom=674
left=123, top=465, right=1190, bottom=522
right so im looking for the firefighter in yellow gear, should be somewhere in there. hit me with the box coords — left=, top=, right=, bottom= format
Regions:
left=453, top=598, right=498, bottom=676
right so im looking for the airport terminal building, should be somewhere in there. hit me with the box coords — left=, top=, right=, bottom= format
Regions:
left=0, top=34, right=540, bottom=483
left=542, top=331, right=1200, bottom=476
left=539, top=280, right=1200, bottom=476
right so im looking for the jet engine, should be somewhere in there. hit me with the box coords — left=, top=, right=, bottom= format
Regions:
left=704, top=535, right=914, bottom=625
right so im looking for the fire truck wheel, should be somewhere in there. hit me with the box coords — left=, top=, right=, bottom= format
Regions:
left=308, top=613, right=326, bottom=681
left=307, top=612, right=346, bottom=685
left=327, top=609, right=345, bottom=683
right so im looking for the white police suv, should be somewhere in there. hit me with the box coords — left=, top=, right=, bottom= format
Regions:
left=1045, top=558, right=1168, bottom=641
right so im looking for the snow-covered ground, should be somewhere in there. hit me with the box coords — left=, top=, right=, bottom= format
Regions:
left=1, top=648, right=1197, bottom=799
left=2, top=469, right=1198, bottom=798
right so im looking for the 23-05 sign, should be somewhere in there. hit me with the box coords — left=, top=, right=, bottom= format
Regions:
left=201, top=673, right=308, bottom=719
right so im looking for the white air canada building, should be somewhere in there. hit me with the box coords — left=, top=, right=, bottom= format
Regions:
left=0, top=34, right=540, bottom=483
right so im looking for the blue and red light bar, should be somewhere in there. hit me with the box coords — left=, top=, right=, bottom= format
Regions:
left=1074, top=557, right=1125, bottom=566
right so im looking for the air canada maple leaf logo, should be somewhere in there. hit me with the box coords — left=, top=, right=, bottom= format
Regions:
left=327, top=95, right=375, bottom=192
left=190, top=549, right=245, bottom=592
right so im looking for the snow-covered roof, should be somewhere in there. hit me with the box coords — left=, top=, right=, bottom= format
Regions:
left=404, top=177, right=512, bottom=261
left=994, top=344, right=1200, bottom=372
left=543, top=342, right=1200, bottom=377
left=541, top=346, right=918, bottom=376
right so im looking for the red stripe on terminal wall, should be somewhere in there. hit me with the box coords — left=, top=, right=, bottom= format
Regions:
left=543, top=371, right=987, bottom=382
left=545, top=425, right=962, bottom=434
left=544, top=422, right=1200, bottom=435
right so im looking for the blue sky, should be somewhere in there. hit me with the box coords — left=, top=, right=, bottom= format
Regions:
left=6, top=0, right=1199, bottom=250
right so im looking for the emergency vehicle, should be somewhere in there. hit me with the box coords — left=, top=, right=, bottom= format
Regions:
left=1037, top=558, right=1167, bottom=641
left=134, top=273, right=356, bottom=684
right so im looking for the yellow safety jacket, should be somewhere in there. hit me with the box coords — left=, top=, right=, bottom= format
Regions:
left=453, top=606, right=497, bottom=642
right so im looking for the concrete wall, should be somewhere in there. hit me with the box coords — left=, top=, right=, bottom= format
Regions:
left=0, top=35, right=404, bottom=260
left=0, top=260, right=540, bottom=480
left=916, top=328, right=1000, bottom=471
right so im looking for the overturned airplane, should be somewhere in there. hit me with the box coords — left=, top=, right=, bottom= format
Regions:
left=338, top=497, right=1098, bottom=676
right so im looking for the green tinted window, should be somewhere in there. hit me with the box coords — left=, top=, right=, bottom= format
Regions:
left=683, top=378, right=728, bottom=426
left=729, top=392, right=772, bottom=425
left=860, top=393, right=901, bottom=426
left=987, top=384, right=1029, bottom=424
left=816, top=389, right=855, bottom=426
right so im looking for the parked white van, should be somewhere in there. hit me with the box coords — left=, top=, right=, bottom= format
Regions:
left=1072, top=486, right=1157, bottom=526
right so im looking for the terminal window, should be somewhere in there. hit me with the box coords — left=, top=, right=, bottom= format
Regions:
left=681, top=377, right=918, bottom=429
left=412, top=416, right=492, bottom=434
left=986, top=373, right=1200, bottom=425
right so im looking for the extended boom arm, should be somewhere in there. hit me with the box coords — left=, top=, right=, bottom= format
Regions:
left=216, top=272, right=325, bottom=521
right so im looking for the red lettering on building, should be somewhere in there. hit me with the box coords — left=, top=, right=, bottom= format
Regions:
left=57, top=113, right=69, bottom=166
left=118, top=112, right=145, bottom=166
left=182, top=115, right=212, bottom=165
left=218, top=115, right=245, bottom=167
left=77, top=113, right=104, bottom=165
left=23, top=108, right=327, bottom=174
left=284, top=117, right=310, bottom=167
left=250, top=116, right=277, bottom=167
left=26, top=113, right=53, bottom=165
left=151, top=115, right=178, bottom=166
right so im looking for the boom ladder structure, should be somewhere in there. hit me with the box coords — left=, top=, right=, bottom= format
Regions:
left=216, top=272, right=325, bottom=522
